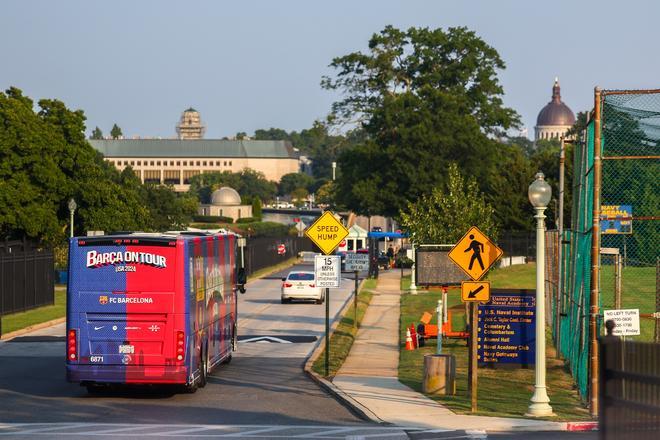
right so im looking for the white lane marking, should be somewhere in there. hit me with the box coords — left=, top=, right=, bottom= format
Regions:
left=240, top=336, right=292, bottom=343
left=293, top=427, right=354, bottom=438
left=466, top=429, right=488, bottom=439
left=0, top=423, right=91, bottom=435
left=220, top=426, right=288, bottom=437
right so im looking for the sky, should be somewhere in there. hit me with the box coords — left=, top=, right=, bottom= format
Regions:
left=2, top=0, right=659, bottom=139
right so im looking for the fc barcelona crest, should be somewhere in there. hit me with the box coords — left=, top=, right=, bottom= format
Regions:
left=99, top=295, right=108, bottom=305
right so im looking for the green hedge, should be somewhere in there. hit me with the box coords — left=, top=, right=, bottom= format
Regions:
left=233, top=221, right=290, bottom=237
left=192, top=215, right=233, bottom=223
left=235, top=217, right=259, bottom=224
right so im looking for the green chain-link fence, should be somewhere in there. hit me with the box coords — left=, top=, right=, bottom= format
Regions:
left=554, top=89, right=660, bottom=403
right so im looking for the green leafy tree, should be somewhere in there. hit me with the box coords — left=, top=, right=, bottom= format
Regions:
left=278, top=172, right=315, bottom=196
left=142, top=183, right=198, bottom=231
left=110, top=123, right=122, bottom=139
left=325, top=26, right=519, bottom=218
left=235, top=131, right=248, bottom=140
left=399, top=163, right=498, bottom=244
left=291, top=187, right=308, bottom=208
left=251, top=196, right=262, bottom=219
left=90, top=126, right=103, bottom=140
left=187, top=169, right=276, bottom=204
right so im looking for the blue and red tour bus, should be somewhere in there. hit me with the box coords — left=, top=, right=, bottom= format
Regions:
left=65, top=231, right=246, bottom=392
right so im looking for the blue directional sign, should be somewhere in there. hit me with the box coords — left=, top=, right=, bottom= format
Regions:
left=478, top=290, right=536, bottom=366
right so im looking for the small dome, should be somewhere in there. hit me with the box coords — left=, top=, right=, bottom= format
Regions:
left=536, top=79, right=575, bottom=126
left=211, top=187, right=241, bottom=206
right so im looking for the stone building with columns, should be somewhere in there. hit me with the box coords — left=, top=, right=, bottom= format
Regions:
left=89, top=108, right=300, bottom=192
left=534, top=78, right=576, bottom=142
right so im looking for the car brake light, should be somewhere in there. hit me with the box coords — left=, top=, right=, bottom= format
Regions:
left=176, top=331, right=185, bottom=361
left=68, top=329, right=77, bottom=361
left=284, top=283, right=293, bottom=288
left=309, top=284, right=315, bottom=288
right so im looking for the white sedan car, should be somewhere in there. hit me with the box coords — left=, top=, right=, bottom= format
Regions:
left=281, top=271, right=324, bottom=304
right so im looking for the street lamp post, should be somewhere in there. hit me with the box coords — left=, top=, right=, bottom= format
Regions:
left=526, top=172, right=554, bottom=417
left=68, top=198, right=77, bottom=239
left=332, top=162, right=337, bottom=181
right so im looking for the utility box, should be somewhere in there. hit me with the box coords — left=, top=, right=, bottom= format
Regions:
left=423, top=354, right=456, bottom=395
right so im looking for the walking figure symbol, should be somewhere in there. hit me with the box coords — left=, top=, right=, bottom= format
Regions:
left=464, top=234, right=485, bottom=271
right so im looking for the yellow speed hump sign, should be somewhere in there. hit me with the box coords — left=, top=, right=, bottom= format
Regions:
left=448, top=226, right=503, bottom=281
left=304, top=211, right=349, bottom=255
left=461, top=281, right=490, bottom=302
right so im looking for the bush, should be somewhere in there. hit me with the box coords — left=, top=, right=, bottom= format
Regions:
left=235, top=217, right=259, bottom=224
left=395, top=255, right=413, bottom=268
left=192, top=215, right=233, bottom=223
left=232, top=221, right=290, bottom=237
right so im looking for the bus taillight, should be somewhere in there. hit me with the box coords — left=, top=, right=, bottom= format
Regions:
left=176, top=331, right=185, bottom=361
left=68, top=329, right=78, bottom=361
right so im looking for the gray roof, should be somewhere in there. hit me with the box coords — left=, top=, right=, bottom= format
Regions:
left=89, top=139, right=296, bottom=159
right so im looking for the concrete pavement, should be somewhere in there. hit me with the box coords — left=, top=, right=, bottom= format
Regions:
left=329, top=269, right=574, bottom=432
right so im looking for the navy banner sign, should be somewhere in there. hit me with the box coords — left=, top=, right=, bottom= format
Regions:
left=478, top=289, right=536, bottom=366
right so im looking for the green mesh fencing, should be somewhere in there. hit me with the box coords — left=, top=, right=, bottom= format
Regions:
left=556, top=120, right=595, bottom=400
left=556, top=90, right=660, bottom=402
left=600, top=92, right=660, bottom=341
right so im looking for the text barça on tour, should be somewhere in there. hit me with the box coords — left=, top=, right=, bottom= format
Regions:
left=86, top=250, right=167, bottom=269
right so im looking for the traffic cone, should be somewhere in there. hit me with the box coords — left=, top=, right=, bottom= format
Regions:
left=405, top=328, right=415, bottom=350
left=409, top=324, right=418, bottom=349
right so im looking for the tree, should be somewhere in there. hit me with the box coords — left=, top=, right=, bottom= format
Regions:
left=399, top=163, right=498, bottom=244
left=278, top=172, right=315, bottom=196
left=90, top=126, right=103, bottom=140
left=0, top=88, right=154, bottom=244
left=235, top=131, right=248, bottom=140
left=291, top=187, right=308, bottom=208
left=251, top=197, right=262, bottom=219
left=110, top=123, right=122, bottom=139
left=325, top=26, right=519, bottom=218
left=187, top=169, right=276, bottom=204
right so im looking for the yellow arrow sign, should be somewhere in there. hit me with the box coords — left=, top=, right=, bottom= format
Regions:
left=461, top=281, right=490, bottom=302
left=448, top=226, right=503, bottom=281
left=304, top=211, right=349, bottom=255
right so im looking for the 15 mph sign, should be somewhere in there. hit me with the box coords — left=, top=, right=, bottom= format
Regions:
left=315, top=255, right=340, bottom=288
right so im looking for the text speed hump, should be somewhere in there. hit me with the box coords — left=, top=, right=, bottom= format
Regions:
left=304, top=211, right=349, bottom=255
left=448, top=226, right=503, bottom=281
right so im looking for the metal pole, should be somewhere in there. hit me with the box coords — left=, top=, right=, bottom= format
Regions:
left=436, top=298, right=443, bottom=355
left=589, top=86, right=602, bottom=418
left=614, top=254, right=622, bottom=309
left=470, top=302, right=478, bottom=413
left=409, top=242, right=417, bottom=293
left=556, top=137, right=566, bottom=357
left=527, top=206, right=554, bottom=416
left=325, top=287, right=330, bottom=376
left=354, top=271, right=358, bottom=328
left=69, top=210, right=74, bottom=238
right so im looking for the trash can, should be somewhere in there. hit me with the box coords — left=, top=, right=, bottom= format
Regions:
left=422, top=354, right=456, bottom=395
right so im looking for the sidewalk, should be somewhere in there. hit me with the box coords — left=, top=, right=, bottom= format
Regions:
left=330, top=270, right=568, bottom=432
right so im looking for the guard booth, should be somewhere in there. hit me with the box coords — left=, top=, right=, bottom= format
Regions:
left=367, top=231, right=407, bottom=278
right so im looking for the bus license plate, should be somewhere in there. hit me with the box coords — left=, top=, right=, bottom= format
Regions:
left=119, top=344, right=134, bottom=354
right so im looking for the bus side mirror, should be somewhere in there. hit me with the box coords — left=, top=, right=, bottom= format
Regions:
left=237, top=268, right=247, bottom=294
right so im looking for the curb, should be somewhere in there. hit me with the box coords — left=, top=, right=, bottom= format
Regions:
left=566, top=421, right=599, bottom=431
left=0, top=317, right=66, bottom=342
left=303, top=278, right=388, bottom=424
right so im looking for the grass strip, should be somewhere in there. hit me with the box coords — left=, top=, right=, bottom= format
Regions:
left=1, top=288, right=66, bottom=335
left=312, top=278, right=376, bottom=378
left=399, top=273, right=592, bottom=421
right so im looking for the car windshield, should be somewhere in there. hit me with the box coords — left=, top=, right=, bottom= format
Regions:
left=288, top=273, right=314, bottom=281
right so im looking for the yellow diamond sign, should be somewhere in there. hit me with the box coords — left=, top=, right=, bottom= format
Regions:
left=448, top=226, right=503, bottom=281
left=304, top=211, right=349, bottom=255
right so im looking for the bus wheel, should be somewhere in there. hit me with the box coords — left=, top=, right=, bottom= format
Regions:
left=199, top=347, right=208, bottom=388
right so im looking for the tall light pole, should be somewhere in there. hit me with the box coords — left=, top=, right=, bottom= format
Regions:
left=68, top=198, right=77, bottom=239
left=332, top=162, right=336, bottom=181
left=527, top=172, right=554, bottom=417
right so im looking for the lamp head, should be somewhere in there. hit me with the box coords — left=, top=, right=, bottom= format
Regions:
left=68, top=198, right=77, bottom=212
left=528, top=172, right=552, bottom=208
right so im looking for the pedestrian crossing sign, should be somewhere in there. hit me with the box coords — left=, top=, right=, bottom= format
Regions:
left=448, top=226, right=503, bottom=281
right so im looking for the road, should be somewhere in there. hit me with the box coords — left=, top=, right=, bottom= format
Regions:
left=0, top=262, right=597, bottom=439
